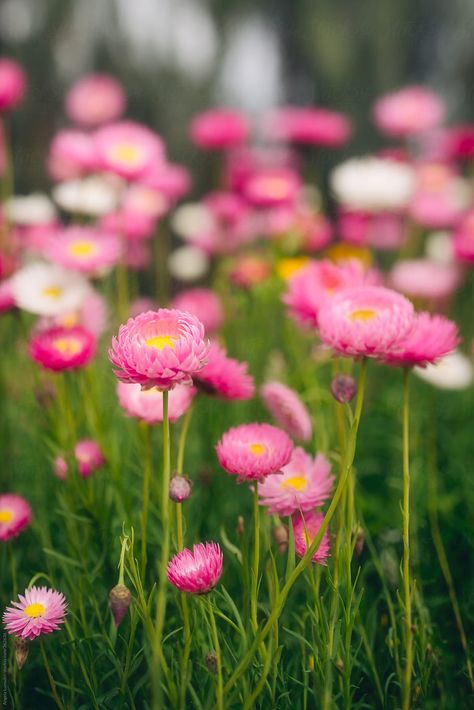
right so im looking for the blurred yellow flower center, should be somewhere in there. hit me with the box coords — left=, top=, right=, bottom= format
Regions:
left=70, top=241, right=95, bottom=257
left=145, top=335, right=176, bottom=350
left=42, top=286, right=62, bottom=299
left=325, top=243, right=372, bottom=268
left=281, top=476, right=307, bottom=491
left=0, top=509, right=13, bottom=523
left=24, top=603, right=45, bottom=618
left=53, top=338, right=81, bottom=356
left=111, top=143, right=142, bottom=165
left=61, top=313, right=79, bottom=329
left=276, top=257, right=309, bottom=280
left=349, top=309, right=377, bottom=322
left=262, top=178, right=289, bottom=199
left=249, top=443, right=266, bottom=456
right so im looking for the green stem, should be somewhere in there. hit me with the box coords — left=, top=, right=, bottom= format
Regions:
left=402, top=368, right=413, bottom=710
left=116, top=256, right=129, bottom=322
left=206, top=597, right=224, bottom=710
left=141, top=424, right=152, bottom=579
left=177, top=405, right=194, bottom=475
left=40, top=639, right=64, bottom=710
left=251, top=483, right=260, bottom=633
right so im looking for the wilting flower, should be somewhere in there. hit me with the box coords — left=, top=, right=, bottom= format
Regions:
left=44, top=226, right=122, bottom=275
left=11, top=263, right=91, bottom=317
left=318, top=286, right=415, bottom=359
left=293, top=511, right=330, bottom=564
left=52, top=176, right=119, bottom=216
left=29, top=325, right=96, bottom=371
left=258, top=447, right=334, bottom=516
left=0, top=494, right=32, bottom=541
left=386, top=312, right=459, bottom=367
left=117, top=382, right=195, bottom=424
left=94, top=121, right=164, bottom=180
left=189, top=109, right=249, bottom=150
left=0, top=58, right=27, bottom=111
left=167, top=542, right=223, bottom=593
left=65, top=73, right=126, bottom=127
left=243, top=168, right=301, bottom=208
left=216, top=423, right=293, bottom=481
left=109, top=309, right=208, bottom=390
left=194, top=342, right=254, bottom=400
left=263, top=105, right=351, bottom=147
left=413, top=350, right=473, bottom=390
left=373, top=86, right=445, bottom=138
left=3, top=587, right=67, bottom=640
left=389, top=259, right=460, bottom=303
left=171, top=289, right=224, bottom=334
left=260, top=381, right=312, bottom=442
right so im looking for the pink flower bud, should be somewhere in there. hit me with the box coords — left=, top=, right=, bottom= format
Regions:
left=330, top=374, right=357, bottom=404
left=109, top=584, right=132, bottom=627
left=169, top=474, right=192, bottom=502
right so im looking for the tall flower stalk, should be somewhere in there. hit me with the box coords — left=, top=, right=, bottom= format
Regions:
left=401, top=367, right=413, bottom=710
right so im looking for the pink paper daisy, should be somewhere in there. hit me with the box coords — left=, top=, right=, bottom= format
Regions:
left=171, top=288, right=224, bottom=334
left=29, top=325, right=96, bottom=372
left=94, top=121, right=164, bottom=180
left=385, top=312, right=459, bottom=367
left=65, top=73, right=126, bottom=127
left=189, top=109, right=249, bottom=150
left=193, top=342, right=254, bottom=400
left=47, top=130, right=98, bottom=181
left=3, top=586, right=67, bottom=640
left=260, top=382, right=312, bottom=442
left=117, top=381, right=196, bottom=424
left=293, top=511, right=330, bottom=564
left=0, top=58, right=27, bottom=112
left=0, top=494, right=32, bottom=541
left=258, top=447, right=334, bottom=516
left=216, top=423, right=293, bottom=481
left=318, top=286, right=415, bottom=359
left=109, top=309, right=209, bottom=390
left=263, top=106, right=352, bottom=147
left=141, top=161, right=192, bottom=201
left=167, top=542, right=223, bottom=594
left=44, top=226, right=122, bottom=275
left=373, top=86, right=445, bottom=138
left=389, top=259, right=460, bottom=303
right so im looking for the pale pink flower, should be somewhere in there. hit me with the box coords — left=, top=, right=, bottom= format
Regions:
left=384, top=312, right=459, bottom=367
left=29, top=325, right=96, bottom=371
left=216, top=423, right=293, bottom=481
left=3, top=587, right=67, bottom=640
left=109, top=309, right=208, bottom=390
left=189, top=109, right=249, bottom=150
left=318, top=286, right=416, bottom=358
left=122, top=184, right=170, bottom=219
left=390, top=259, right=460, bottom=302
left=125, top=241, right=151, bottom=270
left=100, top=209, right=155, bottom=241
left=193, top=342, right=254, bottom=400
left=65, top=73, right=126, bottom=127
left=37, top=291, right=109, bottom=338
left=293, top=511, right=330, bottom=564
left=117, top=381, right=196, bottom=424
left=258, top=447, right=333, bottom=516
left=373, top=86, right=445, bottom=138
left=0, top=494, right=32, bottom=541
left=167, top=542, right=223, bottom=594
left=263, top=106, right=351, bottom=147
left=338, top=210, right=406, bottom=251
left=171, top=289, right=223, bottom=334
left=140, top=162, right=192, bottom=201
left=47, top=130, right=98, bottom=181
left=243, top=167, right=301, bottom=208
left=75, top=440, right=105, bottom=477
left=409, top=163, right=469, bottom=229
left=43, top=226, right=122, bottom=275
left=260, top=382, right=312, bottom=442
left=0, top=58, right=27, bottom=111
left=94, top=121, right=164, bottom=180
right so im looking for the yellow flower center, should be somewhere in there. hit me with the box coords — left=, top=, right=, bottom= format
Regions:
left=276, top=257, right=309, bottom=281
left=325, top=243, right=372, bottom=268
left=53, top=337, right=82, bottom=356
left=281, top=476, right=308, bottom=491
left=110, top=143, right=142, bottom=166
left=61, top=313, right=79, bottom=329
left=261, top=177, right=290, bottom=200
left=69, top=240, right=96, bottom=257
left=24, top=603, right=46, bottom=619
left=249, top=443, right=267, bottom=456
left=0, top=509, right=13, bottom=523
left=145, top=335, right=176, bottom=350
left=349, top=308, right=377, bottom=322
left=42, top=286, right=62, bottom=299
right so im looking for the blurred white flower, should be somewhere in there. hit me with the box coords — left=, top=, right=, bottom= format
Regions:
left=330, top=157, right=415, bottom=212
left=5, top=193, right=56, bottom=225
left=11, top=262, right=91, bottom=316
left=52, top=176, right=120, bottom=216
left=424, top=231, right=455, bottom=265
left=168, top=246, right=209, bottom=282
left=171, top=202, right=214, bottom=240
left=414, top=351, right=473, bottom=390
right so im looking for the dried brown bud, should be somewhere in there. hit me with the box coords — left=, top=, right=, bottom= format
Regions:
left=236, top=516, right=245, bottom=536
left=205, top=651, right=218, bottom=673
left=169, top=474, right=192, bottom=502
left=330, top=374, right=357, bottom=404
left=109, top=584, right=132, bottom=627
left=354, top=526, right=365, bottom=557
left=272, top=524, right=289, bottom=555
left=15, top=637, right=29, bottom=670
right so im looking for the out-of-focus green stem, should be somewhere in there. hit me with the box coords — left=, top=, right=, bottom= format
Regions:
left=402, top=368, right=413, bottom=710
left=140, top=424, right=152, bottom=579
left=251, top=484, right=260, bottom=633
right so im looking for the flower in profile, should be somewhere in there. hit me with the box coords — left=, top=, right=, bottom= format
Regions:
left=413, top=350, right=473, bottom=390
left=385, top=312, right=459, bottom=368
left=75, top=440, right=105, bottom=477
left=189, top=109, right=249, bottom=150
left=293, top=511, right=330, bottom=564
left=3, top=587, right=67, bottom=640
left=47, top=130, right=98, bottom=181
left=216, top=423, right=293, bottom=481
left=243, top=168, right=301, bottom=208
left=65, top=73, right=126, bottom=127
left=318, top=286, right=415, bottom=359
left=194, top=342, right=254, bottom=400
left=389, top=259, right=460, bottom=304
left=373, top=86, right=445, bottom=138
left=167, top=542, right=223, bottom=594
left=263, top=105, right=352, bottom=147
left=44, top=226, right=122, bottom=275
left=260, top=382, right=312, bottom=442
left=94, top=121, right=164, bottom=180
left=0, top=494, right=32, bottom=541
left=171, top=289, right=224, bottom=334
left=109, top=309, right=208, bottom=390
left=117, top=382, right=196, bottom=424
left=0, top=58, right=27, bottom=111
left=29, top=325, right=96, bottom=372
left=52, top=176, right=119, bottom=216
left=258, top=447, right=334, bottom=516
left=11, top=263, right=91, bottom=317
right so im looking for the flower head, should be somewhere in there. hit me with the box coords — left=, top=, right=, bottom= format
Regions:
left=243, top=168, right=301, bottom=208
left=263, top=105, right=351, bottom=147
left=171, top=289, right=224, bottom=334
left=75, top=440, right=105, bottom=477
left=194, top=342, right=254, bottom=400
left=385, top=312, right=460, bottom=367
left=65, top=73, right=126, bottom=127
left=94, top=121, right=164, bottom=180
left=189, top=109, right=249, bottom=150
left=258, top=448, right=334, bottom=516
left=11, top=263, right=91, bottom=317
left=293, top=511, right=330, bottom=564
left=216, top=423, right=293, bottom=481
left=0, top=494, right=32, bottom=541
left=44, top=226, right=122, bottom=275
left=109, top=309, right=208, bottom=390
left=260, top=382, right=312, bottom=442
left=52, top=176, right=119, bottom=216
left=29, top=325, right=96, bottom=372
left=117, top=381, right=195, bottom=424
left=373, top=86, right=445, bottom=138
left=3, top=587, right=67, bottom=640
left=0, top=58, right=27, bottom=111
left=167, top=542, right=223, bottom=594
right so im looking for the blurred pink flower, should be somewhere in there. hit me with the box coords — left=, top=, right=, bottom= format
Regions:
left=454, top=210, right=474, bottom=263
left=338, top=210, right=406, bottom=251
left=0, top=494, right=31, bottom=541
left=243, top=167, right=301, bottom=208
left=29, top=325, right=96, bottom=371
left=47, top=130, right=98, bottom=181
left=141, top=162, right=192, bottom=201
left=0, top=58, right=27, bottom=111
left=293, top=511, right=330, bottom=564
left=260, top=381, right=312, bottom=442
left=44, top=226, right=122, bottom=275
left=390, top=259, right=460, bottom=303
left=65, top=73, right=126, bottom=127
left=117, top=381, right=195, bottom=424
left=94, top=121, right=164, bottom=180
left=171, top=288, right=224, bottom=334
left=194, top=341, right=254, bottom=400
left=263, top=106, right=352, bottom=147
left=75, top=440, right=105, bottom=477
left=409, top=163, right=469, bottom=229
left=229, top=254, right=271, bottom=289
left=101, top=208, right=155, bottom=241
left=189, top=109, right=249, bottom=150
left=373, top=86, right=445, bottom=138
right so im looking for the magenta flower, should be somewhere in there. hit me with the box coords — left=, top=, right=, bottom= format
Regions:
left=373, top=86, right=445, bottom=138
left=44, top=226, right=122, bottom=275
left=293, top=511, right=330, bottom=565
left=29, top=325, right=96, bottom=372
left=3, top=586, right=67, bottom=640
left=75, top=440, right=105, bottom=477
left=194, top=342, right=254, bottom=400
left=167, top=542, right=223, bottom=594
left=260, top=381, right=312, bottom=442
left=263, top=106, right=352, bottom=147
left=243, top=167, right=301, bottom=208
left=0, top=58, right=27, bottom=112
left=189, top=109, right=249, bottom=150
left=171, top=288, right=224, bottom=334
left=109, top=309, right=209, bottom=390
left=0, top=494, right=32, bottom=541
left=385, top=312, right=460, bottom=368
left=216, top=423, right=293, bottom=481
left=94, top=121, right=164, bottom=180
left=258, top=447, right=334, bottom=516
left=318, top=286, right=415, bottom=359
left=453, top=210, right=474, bottom=263
left=117, top=382, right=196, bottom=424
left=47, top=130, right=98, bottom=181
left=65, top=73, right=126, bottom=127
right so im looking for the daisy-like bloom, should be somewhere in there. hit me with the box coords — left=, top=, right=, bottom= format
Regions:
left=293, top=511, right=330, bottom=564
left=75, top=440, right=105, bottom=477
left=216, top=423, right=293, bottom=481
left=29, top=325, right=96, bottom=372
left=52, top=176, right=120, bottom=216
left=171, top=289, right=223, bottom=334
left=109, top=309, right=208, bottom=390
left=413, top=350, right=473, bottom=390
left=0, top=58, right=27, bottom=111
left=11, top=263, right=91, bottom=317
left=189, top=109, right=249, bottom=150
left=167, top=542, right=223, bottom=594
left=390, top=259, right=460, bottom=303
left=260, top=382, right=312, bottom=442
left=263, top=105, right=352, bottom=147
left=65, top=73, right=126, bottom=127
left=243, top=167, right=301, bottom=208
left=47, top=130, right=98, bottom=181
left=318, top=286, right=415, bottom=359
left=193, top=342, right=254, bottom=400
left=117, top=381, right=196, bottom=424
left=3, top=587, right=67, bottom=640
left=258, top=447, right=333, bottom=516
left=44, top=226, right=122, bottom=275
left=0, top=494, right=32, bottom=541
left=94, top=121, right=164, bottom=180
left=385, top=312, right=459, bottom=367
left=4, top=194, right=56, bottom=226
left=373, top=86, right=445, bottom=138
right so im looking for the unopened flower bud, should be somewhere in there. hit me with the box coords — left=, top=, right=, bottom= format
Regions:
left=354, top=526, right=365, bottom=557
left=109, top=584, right=132, bottom=627
left=15, top=637, right=29, bottom=670
left=330, top=374, right=357, bottom=404
left=236, top=516, right=245, bottom=536
left=205, top=651, right=218, bottom=673
left=272, top=524, right=289, bottom=555
left=34, top=382, right=56, bottom=408
left=169, top=474, right=192, bottom=502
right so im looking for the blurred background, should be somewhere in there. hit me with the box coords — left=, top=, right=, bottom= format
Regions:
left=0, top=0, right=473, bottom=190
